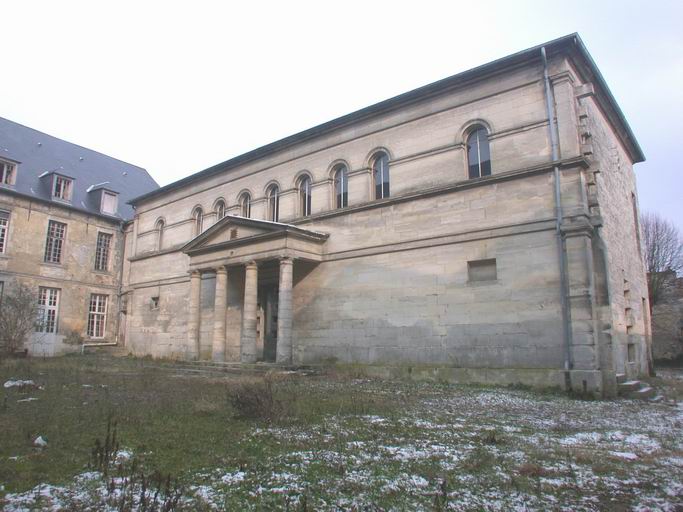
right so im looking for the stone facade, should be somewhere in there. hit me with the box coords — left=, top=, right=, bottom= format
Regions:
left=122, top=35, right=648, bottom=396
left=651, top=271, right=683, bottom=362
left=0, top=117, right=158, bottom=355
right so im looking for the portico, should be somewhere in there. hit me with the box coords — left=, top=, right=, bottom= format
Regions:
left=182, top=215, right=328, bottom=364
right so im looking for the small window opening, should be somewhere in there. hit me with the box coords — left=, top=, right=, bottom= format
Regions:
left=627, top=343, right=636, bottom=363
left=151, top=296, right=160, bottom=310
left=467, top=258, right=497, bottom=282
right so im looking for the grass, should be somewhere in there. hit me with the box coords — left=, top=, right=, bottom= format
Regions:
left=0, top=355, right=682, bottom=510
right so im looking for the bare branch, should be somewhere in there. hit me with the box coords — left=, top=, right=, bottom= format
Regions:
left=641, top=211, right=683, bottom=304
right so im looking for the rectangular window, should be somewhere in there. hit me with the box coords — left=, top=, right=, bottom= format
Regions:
left=87, top=294, right=108, bottom=338
left=101, top=192, right=118, bottom=215
left=37, top=287, right=60, bottom=333
left=467, top=258, right=498, bottom=282
left=0, top=210, right=9, bottom=253
left=44, top=220, right=67, bottom=263
left=627, top=343, right=636, bottom=363
left=94, top=232, right=112, bottom=271
left=53, top=176, right=73, bottom=201
left=0, top=160, right=16, bottom=185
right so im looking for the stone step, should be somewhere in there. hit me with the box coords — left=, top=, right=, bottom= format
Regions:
left=617, top=380, right=642, bottom=393
left=625, top=386, right=657, bottom=400
left=616, top=373, right=627, bottom=384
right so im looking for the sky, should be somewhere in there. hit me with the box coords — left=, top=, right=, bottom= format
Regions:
left=2, top=0, right=681, bottom=229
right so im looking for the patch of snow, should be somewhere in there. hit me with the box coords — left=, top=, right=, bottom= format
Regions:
left=610, top=451, right=639, bottom=460
left=221, top=471, right=246, bottom=485
left=4, top=379, right=36, bottom=389
left=33, top=435, right=48, bottom=447
left=17, top=397, right=39, bottom=402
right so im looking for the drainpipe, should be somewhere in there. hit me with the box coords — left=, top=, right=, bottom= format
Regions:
left=541, top=47, right=573, bottom=385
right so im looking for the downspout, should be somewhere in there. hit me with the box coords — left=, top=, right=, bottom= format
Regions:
left=541, top=47, right=573, bottom=385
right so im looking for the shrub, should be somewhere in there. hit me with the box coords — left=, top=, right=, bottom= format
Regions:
left=228, top=372, right=291, bottom=421
left=0, top=283, right=41, bottom=355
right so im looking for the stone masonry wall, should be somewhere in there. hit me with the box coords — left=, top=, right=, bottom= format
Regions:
left=651, top=271, right=683, bottom=362
left=0, top=193, right=122, bottom=355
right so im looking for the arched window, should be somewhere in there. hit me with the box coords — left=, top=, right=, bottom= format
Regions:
left=192, top=207, right=203, bottom=236
left=298, top=175, right=312, bottom=217
left=239, top=192, right=251, bottom=218
left=214, top=199, right=226, bottom=220
left=266, top=185, right=279, bottom=222
left=333, top=164, right=348, bottom=209
left=155, top=219, right=165, bottom=251
left=466, top=125, right=491, bottom=179
left=372, top=152, right=390, bottom=199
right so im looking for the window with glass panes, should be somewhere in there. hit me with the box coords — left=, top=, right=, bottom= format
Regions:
left=372, top=153, right=390, bottom=199
left=44, top=220, right=67, bottom=263
left=95, top=232, right=112, bottom=271
left=334, top=165, right=348, bottom=208
left=0, top=211, right=9, bottom=253
left=37, top=287, right=60, bottom=333
left=0, top=160, right=15, bottom=185
left=87, top=294, right=108, bottom=338
left=467, top=126, right=492, bottom=179
left=53, top=176, right=73, bottom=201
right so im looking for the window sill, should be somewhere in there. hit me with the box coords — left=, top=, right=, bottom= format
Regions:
left=92, top=269, right=112, bottom=276
left=466, top=279, right=499, bottom=287
left=41, top=261, right=64, bottom=268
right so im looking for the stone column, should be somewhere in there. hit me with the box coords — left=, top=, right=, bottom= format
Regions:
left=212, top=266, right=228, bottom=362
left=240, top=261, right=258, bottom=363
left=276, top=258, right=294, bottom=364
left=188, top=270, right=202, bottom=360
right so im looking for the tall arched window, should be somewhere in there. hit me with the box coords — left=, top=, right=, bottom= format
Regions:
left=372, top=152, right=390, bottom=199
left=155, top=219, right=165, bottom=251
left=214, top=199, right=226, bottom=220
left=192, top=207, right=203, bottom=236
left=298, top=175, right=312, bottom=217
left=333, top=164, right=348, bottom=209
left=266, top=185, right=279, bottom=222
left=239, top=192, right=251, bottom=218
left=467, top=125, right=491, bottom=179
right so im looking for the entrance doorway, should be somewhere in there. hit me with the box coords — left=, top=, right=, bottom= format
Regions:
left=260, top=285, right=278, bottom=362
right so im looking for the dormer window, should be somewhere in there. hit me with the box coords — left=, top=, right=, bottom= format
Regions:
left=101, top=191, right=118, bottom=215
left=53, top=175, right=73, bottom=201
left=0, top=159, right=16, bottom=186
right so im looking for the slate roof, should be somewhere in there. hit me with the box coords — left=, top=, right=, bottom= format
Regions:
left=130, top=33, right=644, bottom=206
left=0, top=117, right=158, bottom=221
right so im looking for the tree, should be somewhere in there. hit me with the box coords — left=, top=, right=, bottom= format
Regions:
left=0, top=282, right=40, bottom=355
left=641, top=211, right=683, bottom=305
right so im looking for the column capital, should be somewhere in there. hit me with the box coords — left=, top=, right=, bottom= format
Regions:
left=215, top=265, right=228, bottom=275
left=280, top=257, right=294, bottom=266
left=245, top=260, right=258, bottom=269
left=190, top=270, right=202, bottom=278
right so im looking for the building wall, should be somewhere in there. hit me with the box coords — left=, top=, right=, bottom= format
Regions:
left=0, top=193, right=122, bottom=355
left=578, top=80, right=651, bottom=378
left=122, top=50, right=647, bottom=393
left=651, top=272, right=683, bottom=362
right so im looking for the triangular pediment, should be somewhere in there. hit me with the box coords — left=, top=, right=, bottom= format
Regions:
left=182, top=215, right=328, bottom=254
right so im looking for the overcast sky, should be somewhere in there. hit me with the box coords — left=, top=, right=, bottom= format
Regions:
left=2, top=0, right=681, bottom=229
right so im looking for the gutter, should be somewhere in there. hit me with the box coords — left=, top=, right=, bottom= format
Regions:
left=541, top=47, right=574, bottom=387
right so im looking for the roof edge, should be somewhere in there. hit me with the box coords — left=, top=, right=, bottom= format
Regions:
left=131, top=33, right=643, bottom=205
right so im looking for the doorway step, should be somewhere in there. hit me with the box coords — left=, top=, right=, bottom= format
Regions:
left=616, top=373, right=660, bottom=401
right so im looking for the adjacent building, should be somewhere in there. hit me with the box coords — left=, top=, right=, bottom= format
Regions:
left=0, top=117, right=158, bottom=355
left=122, top=34, right=649, bottom=396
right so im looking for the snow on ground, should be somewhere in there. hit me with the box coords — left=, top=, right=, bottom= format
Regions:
left=2, top=382, right=682, bottom=511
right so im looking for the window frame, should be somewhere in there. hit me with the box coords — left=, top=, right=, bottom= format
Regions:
left=333, top=164, right=348, bottom=209
left=0, top=210, right=9, bottom=254
left=298, top=175, right=312, bottom=217
left=466, top=125, right=492, bottom=179
left=371, top=152, right=390, bottom=200
left=266, top=185, right=280, bottom=222
left=44, top=220, right=67, bottom=264
left=192, top=207, right=204, bottom=237
left=0, top=159, right=17, bottom=186
left=87, top=294, right=108, bottom=339
left=214, top=199, right=226, bottom=221
left=238, top=192, right=251, bottom=218
left=36, top=287, right=60, bottom=334
left=52, top=175, right=74, bottom=202
left=94, top=231, right=113, bottom=271
left=100, top=191, right=119, bottom=215
left=155, top=218, right=165, bottom=251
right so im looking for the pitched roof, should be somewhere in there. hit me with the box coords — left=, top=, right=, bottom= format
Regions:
left=130, top=33, right=644, bottom=206
left=0, top=117, right=158, bottom=220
